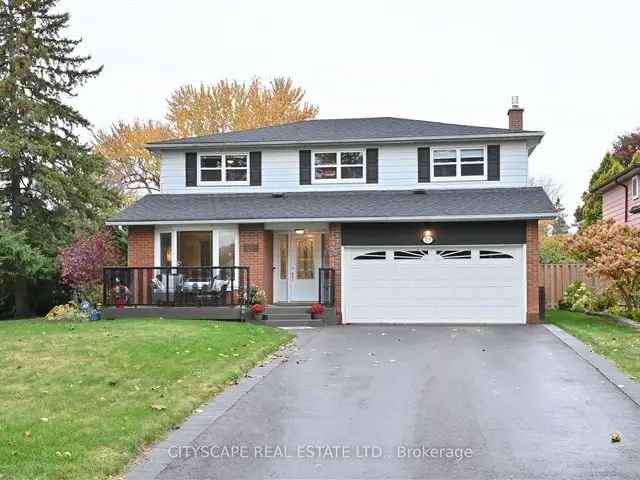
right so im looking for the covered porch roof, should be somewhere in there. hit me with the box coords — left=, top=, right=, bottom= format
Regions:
left=106, top=187, right=556, bottom=226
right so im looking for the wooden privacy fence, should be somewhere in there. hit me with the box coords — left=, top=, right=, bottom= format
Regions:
left=539, top=263, right=607, bottom=309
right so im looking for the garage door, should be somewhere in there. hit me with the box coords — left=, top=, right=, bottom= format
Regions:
left=343, top=246, right=525, bottom=324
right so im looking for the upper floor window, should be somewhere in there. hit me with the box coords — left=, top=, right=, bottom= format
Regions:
left=198, top=153, right=249, bottom=185
left=313, top=150, right=365, bottom=183
left=431, top=147, right=486, bottom=181
left=632, top=176, right=639, bottom=200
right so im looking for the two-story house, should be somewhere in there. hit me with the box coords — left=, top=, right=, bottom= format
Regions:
left=593, top=165, right=640, bottom=227
left=105, top=100, right=555, bottom=324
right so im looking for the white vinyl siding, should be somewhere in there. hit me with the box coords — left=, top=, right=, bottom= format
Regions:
left=159, top=141, right=529, bottom=193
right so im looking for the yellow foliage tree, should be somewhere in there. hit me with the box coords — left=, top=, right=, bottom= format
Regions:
left=94, top=120, right=175, bottom=196
left=167, top=77, right=319, bottom=137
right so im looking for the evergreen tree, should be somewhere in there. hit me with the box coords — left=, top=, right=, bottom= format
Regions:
left=551, top=197, right=569, bottom=234
left=0, top=0, right=120, bottom=317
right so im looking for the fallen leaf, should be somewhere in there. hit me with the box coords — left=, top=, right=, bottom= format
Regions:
left=611, top=432, right=622, bottom=443
left=41, top=418, right=48, bottom=422
left=150, top=404, right=166, bottom=411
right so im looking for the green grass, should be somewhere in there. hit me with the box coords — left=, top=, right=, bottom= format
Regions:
left=0, top=319, right=292, bottom=480
left=547, top=310, right=640, bottom=381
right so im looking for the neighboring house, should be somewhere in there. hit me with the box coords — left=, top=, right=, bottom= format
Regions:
left=105, top=99, right=555, bottom=324
left=593, top=165, right=640, bottom=228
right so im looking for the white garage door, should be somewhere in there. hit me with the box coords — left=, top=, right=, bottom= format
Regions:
left=343, top=246, right=525, bottom=324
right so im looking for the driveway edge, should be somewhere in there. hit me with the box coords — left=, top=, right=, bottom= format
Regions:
left=544, top=324, right=640, bottom=408
left=124, top=338, right=298, bottom=480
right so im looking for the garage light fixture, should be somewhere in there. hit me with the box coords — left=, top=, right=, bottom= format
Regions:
left=295, top=229, right=305, bottom=235
left=422, top=230, right=434, bottom=244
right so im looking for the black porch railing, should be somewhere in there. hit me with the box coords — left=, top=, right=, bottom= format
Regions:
left=318, top=267, right=336, bottom=306
left=103, top=267, right=249, bottom=307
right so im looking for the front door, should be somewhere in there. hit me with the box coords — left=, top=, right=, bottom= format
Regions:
left=290, top=233, right=321, bottom=301
left=273, top=232, right=322, bottom=302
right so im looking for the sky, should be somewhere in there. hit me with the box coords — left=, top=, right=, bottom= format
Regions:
left=61, top=0, right=640, bottom=221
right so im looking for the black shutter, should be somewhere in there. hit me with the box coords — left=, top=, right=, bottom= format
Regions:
left=487, top=145, right=500, bottom=181
left=366, top=148, right=379, bottom=184
left=185, top=152, right=197, bottom=187
left=249, top=151, right=262, bottom=186
left=299, top=150, right=311, bottom=185
left=418, top=147, right=430, bottom=183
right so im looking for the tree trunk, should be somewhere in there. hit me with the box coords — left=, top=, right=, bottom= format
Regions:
left=14, top=276, right=34, bottom=318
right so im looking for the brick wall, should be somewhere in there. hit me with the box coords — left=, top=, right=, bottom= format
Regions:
left=508, top=108, right=524, bottom=130
left=239, top=224, right=273, bottom=303
left=128, top=226, right=154, bottom=266
left=526, top=220, right=540, bottom=323
left=327, top=223, right=342, bottom=324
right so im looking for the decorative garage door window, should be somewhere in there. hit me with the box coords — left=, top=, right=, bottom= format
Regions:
left=394, top=250, right=430, bottom=260
left=436, top=250, right=472, bottom=260
left=354, top=251, right=386, bottom=260
left=479, top=250, right=514, bottom=259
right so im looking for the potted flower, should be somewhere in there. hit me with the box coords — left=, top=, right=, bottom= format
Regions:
left=112, top=283, right=130, bottom=308
left=309, top=303, right=325, bottom=319
left=250, top=303, right=266, bottom=321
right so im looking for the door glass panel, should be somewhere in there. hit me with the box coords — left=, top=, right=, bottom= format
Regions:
left=160, top=233, right=172, bottom=267
left=178, top=231, right=212, bottom=267
left=296, top=237, right=315, bottom=280
left=279, top=237, right=288, bottom=280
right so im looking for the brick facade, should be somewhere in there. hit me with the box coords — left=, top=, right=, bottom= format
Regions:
left=508, top=107, right=524, bottom=130
left=526, top=220, right=540, bottom=323
left=239, top=224, right=273, bottom=303
left=128, top=226, right=154, bottom=266
left=327, top=223, right=343, bottom=324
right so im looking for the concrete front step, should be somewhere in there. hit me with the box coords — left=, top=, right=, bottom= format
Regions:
left=265, top=306, right=312, bottom=316
left=264, top=313, right=312, bottom=321
left=263, top=318, right=324, bottom=327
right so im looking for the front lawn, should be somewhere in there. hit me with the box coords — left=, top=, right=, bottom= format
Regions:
left=0, top=319, right=292, bottom=480
left=547, top=310, right=640, bottom=381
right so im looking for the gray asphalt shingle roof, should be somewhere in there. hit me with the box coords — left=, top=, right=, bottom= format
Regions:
left=148, top=117, right=543, bottom=148
left=107, top=187, right=555, bottom=224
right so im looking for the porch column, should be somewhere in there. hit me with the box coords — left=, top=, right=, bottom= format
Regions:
left=526, top=220, right=541, bottom=323
left=239, top=224, right=274, bottom=303
left=127, top=225, right=154, bottom=304
left=328, top=223, right=342, bottom=324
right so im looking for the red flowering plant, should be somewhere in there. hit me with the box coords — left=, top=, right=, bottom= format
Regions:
left=250, top=303, right=265, bottom=315
left=309, top=303, right=325, bottom=315
left=568, top=220, right=640, bottom=310
left=60, top=228, right=124, bottom=306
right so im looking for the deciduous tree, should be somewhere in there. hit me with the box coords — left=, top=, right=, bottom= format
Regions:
left=569, top=220, right=640, bottom=310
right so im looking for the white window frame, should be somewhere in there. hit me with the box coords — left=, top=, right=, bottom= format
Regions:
left=632, top=175, right=639, bottom=200
left=311, top=149, right=366, bottom=184
left=430, top=145, right=488, bottom=182
left=197, top=152, right=250, bottom=186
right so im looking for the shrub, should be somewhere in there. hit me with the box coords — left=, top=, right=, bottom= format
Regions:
left=563, top=282, right=598, bottom=312
left=248, top=286, right=267, bottom=305
left=607, top=305, right=640, bottom=321
left=539, top=235, right=573, bottom=264
left=45, top=303, right=89, bottom=322
left=569, top=220, right=640, bottom=310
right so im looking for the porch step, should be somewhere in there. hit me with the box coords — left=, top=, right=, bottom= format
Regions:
left=264, top=313, right=312, bottom=321
left=265, top=305, right=312, bottom=316
left=263, top=317, right=323, bottom=327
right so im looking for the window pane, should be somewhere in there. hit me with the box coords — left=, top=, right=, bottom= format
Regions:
left=225, top=155, right=247, bottom=168
left=341, top=166, right=363, bottom=179
left=315, top=167, right=337, bottom=179
left=160, top=233, right=172, bottom=267
left=218, top=230, right=235, bottom=267
left=178, top=231, right=212, bottom=267
left=314, top=152, right=337, bottom=166
left=201, top=156, right=221, bottom=168
left=296, top=237, right=315, bottom=280
left=434, top=164, right=457, bottom=177
left=279, top=237, right=288, bottom=280
left=461, top=163, right=484, bottom=176
left=461, top=149, right=484, bottom=162
left=201, top=169, right=222, bottom=182
left=433, top=150, right=456, bottom=163
left=225, top=169, right=248, bottom=182
left=341, top=151, right=363, bottom=165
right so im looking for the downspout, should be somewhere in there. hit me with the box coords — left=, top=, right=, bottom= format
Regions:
left=614, top=177, right=629, bottom=223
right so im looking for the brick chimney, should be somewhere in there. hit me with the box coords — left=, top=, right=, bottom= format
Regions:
left=508, top=96, right=524, bottom=130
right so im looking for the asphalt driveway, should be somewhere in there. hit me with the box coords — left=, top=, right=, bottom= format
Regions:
left=153, top=325, right=640, bottom=479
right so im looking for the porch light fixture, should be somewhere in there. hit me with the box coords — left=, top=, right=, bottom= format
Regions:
left=295, top=229, right=305, bottom=235
left=421, top=230, right=434, bottom=244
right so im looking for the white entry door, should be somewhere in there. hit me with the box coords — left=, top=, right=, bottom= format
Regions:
left=343, top=246, right=526, bottom=323
left=290, top=233, right=322, bottom=301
